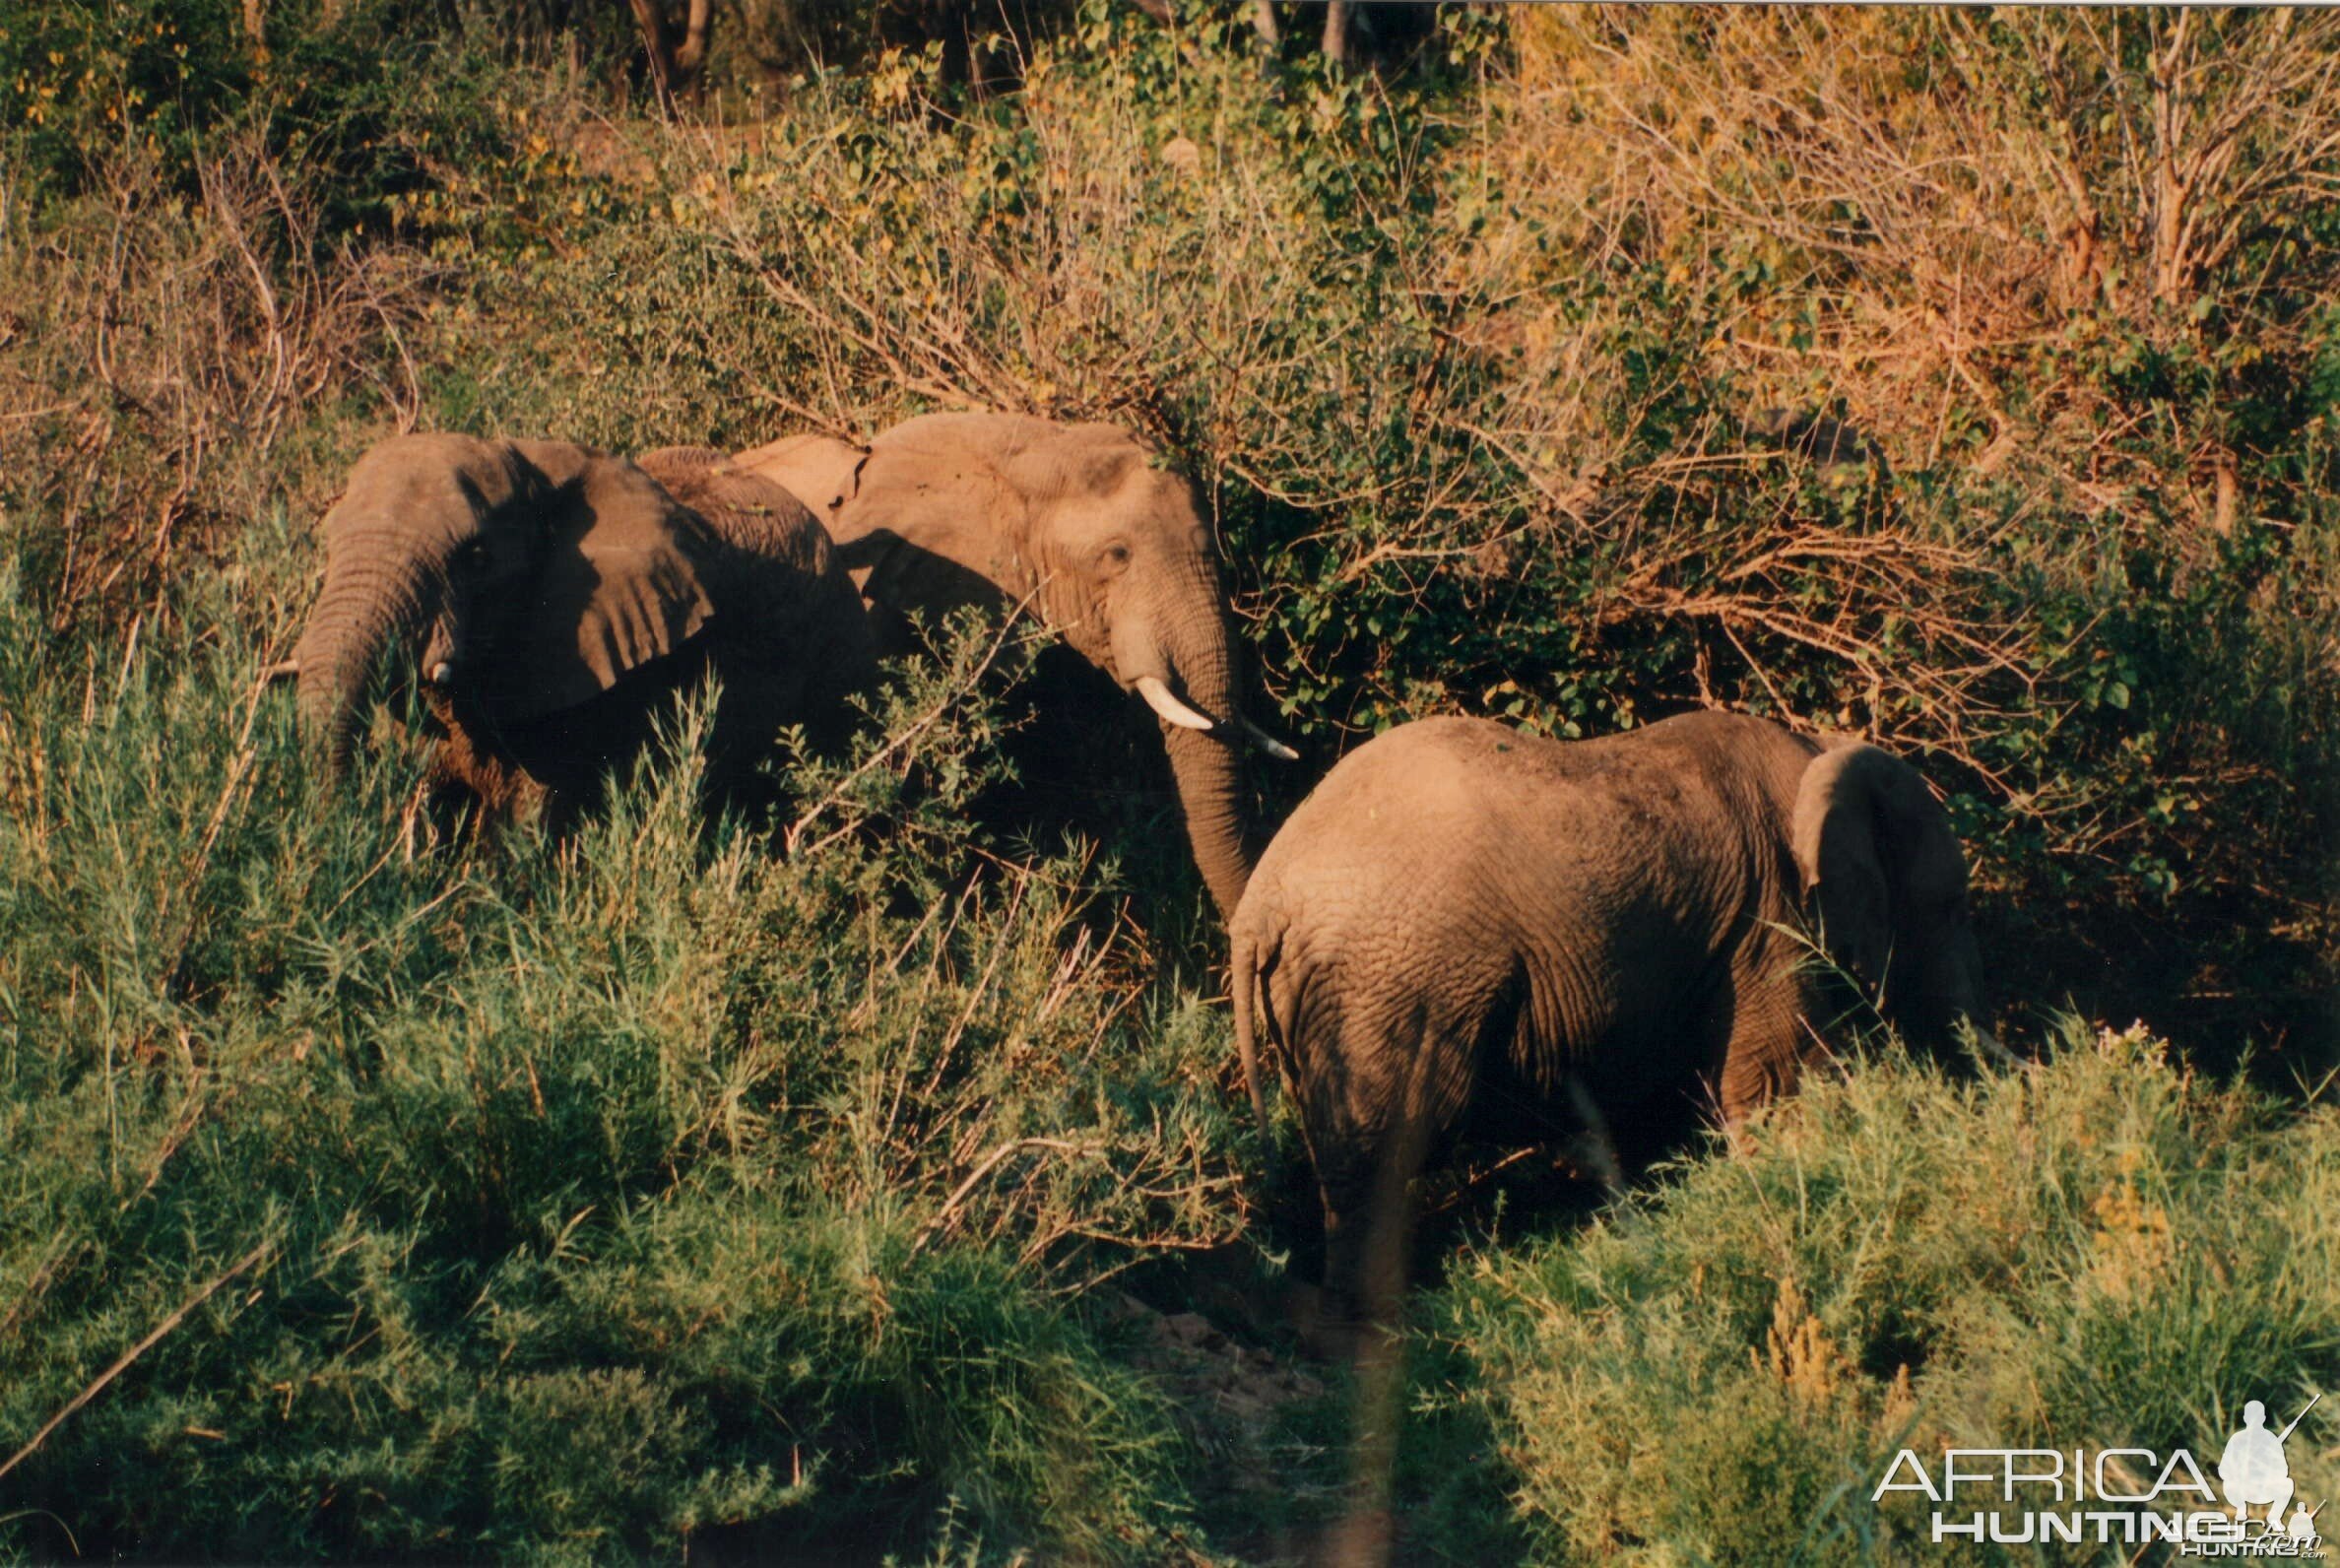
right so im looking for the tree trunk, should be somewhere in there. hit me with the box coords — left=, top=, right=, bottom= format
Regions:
left=1321, top=1, right=1353, bottom=72
left=627, top=0, right=715, bottom=109
left=673, top=0, right=714, bottom=100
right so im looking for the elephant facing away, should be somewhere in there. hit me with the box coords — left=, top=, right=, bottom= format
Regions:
left=1230, top=710, right=1992, bottom=1329
left=291, top=433, right=877, bottom=821
left=735, top=413, right=1293, bottom=918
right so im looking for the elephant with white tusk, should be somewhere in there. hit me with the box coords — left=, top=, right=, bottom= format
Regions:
left=1229, top=709, right=1994, bottom=1336
left=736, top=412, right=1297, bottom=917
left=289, top=433, right=876, bottom=821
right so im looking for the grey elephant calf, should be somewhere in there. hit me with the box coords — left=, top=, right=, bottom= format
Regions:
left=290, top=433, right=876, bottom=820
left=1230, top=709, right=1991, bottom=1327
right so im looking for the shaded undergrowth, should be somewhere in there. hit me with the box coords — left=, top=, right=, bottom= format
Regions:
left=4, top=4, right=2338, bottom=1561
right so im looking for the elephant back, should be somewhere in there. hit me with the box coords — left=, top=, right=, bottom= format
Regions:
left=636, top=445, right=877, bottom=717
left=638, top=447, right=833, bottom=574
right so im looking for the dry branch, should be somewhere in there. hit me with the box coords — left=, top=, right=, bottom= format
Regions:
left=0, top=1243, right=272, bottom=1484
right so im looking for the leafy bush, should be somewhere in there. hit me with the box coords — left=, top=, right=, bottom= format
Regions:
left=1484, top=7, right=2340, bottom=1050
left=0, top=566, right=1241, bottom=1559
left=4, top=3, right=2338, bottom=1560
left=375, top=1, right=2340, bottom=1056
left=0, top=0, right=526, bottom=227
left=1429, top=1025, right=2340, bottom=1564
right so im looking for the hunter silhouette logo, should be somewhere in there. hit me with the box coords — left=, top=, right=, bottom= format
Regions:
left=2220, top=1396, right=2321, bottom=1544
left=1871, top=1391, right=2326, bottom=1555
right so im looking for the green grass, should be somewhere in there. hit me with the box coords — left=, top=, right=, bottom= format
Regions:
left=1426, top=1027, right=2340, bottom=1564
left=3, top=4, right=2338, bottom=1561
left=0, top=567, right=1244, bottom=1560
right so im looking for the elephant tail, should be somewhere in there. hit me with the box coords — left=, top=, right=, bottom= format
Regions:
left=1229, top=919, right=1274, bottom=1137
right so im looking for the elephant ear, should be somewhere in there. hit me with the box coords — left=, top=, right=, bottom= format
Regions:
left=487, top=444, right=717, bottom=722
left=1789, top=741, right=1957, bottom=990
left=636, top=445, right=879, bottom=735
left=732, top=431, right=870, bottom=520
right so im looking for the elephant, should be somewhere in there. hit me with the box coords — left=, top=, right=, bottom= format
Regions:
left=290, top=432, right=877, bottom=821
left=1229, top=709, right=1993, bottom=1332
left=735, top=412, right=1293, bottom=918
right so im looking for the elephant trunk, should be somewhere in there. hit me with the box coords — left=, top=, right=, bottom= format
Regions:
left=1163, top=719, right=1255, bottom=922
left=293, top=537, right=441, bottom=773
left=1902, top=921, right=1996, bottom=1062
left=1124, top=571, right=1257, bottom=920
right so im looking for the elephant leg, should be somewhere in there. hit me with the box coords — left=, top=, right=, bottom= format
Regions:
left=1296, top=1127, right=1422, bottom=1568
left=1274, top=963, right=1522, bottom=1562
left=1307, top=986, right=1495, bottom=1328
left=1715, top=939, right=1822, bottom=1121
left=1324, top=1013, right=1463, bottom=1568
left=1294, top=1152, right=1409, bottom=1368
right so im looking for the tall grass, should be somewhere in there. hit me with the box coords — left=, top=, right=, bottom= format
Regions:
left=0, top=558, right=1247, bottom=1558
left=1429, top=1025, right=2340, bottom=1564
left=2, top=4, right=2337, bottom=1561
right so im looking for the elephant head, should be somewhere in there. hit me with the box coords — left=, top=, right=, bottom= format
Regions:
left=1790, top=741, right=1991, bottom=1053
left=292, top=432, right=733, bottom=783
left=740, top=413, right=1292, bottom=917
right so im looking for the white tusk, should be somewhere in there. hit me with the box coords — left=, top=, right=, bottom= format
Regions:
left=1240, top=717, right=1299, bottom=761
left=1135, top=675, right=1214, bottom=732
left=427, top=661, right=453, bottom=687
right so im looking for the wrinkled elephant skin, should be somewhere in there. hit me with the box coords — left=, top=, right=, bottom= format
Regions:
left=1230, top=709, right=1991, bottom=1329
left=739, top=413, right=1289, bottom=917
left=291, top=433, right=874, bottom=820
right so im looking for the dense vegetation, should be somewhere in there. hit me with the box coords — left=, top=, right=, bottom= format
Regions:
left=3, top=3, right=2336, bottom=1560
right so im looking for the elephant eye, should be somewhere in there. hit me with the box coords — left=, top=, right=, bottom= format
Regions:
left=1099, top=543, right=1132, bottom=570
